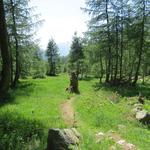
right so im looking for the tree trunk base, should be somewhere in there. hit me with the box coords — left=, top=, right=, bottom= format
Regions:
left=66, top=72, right=79, bottom=94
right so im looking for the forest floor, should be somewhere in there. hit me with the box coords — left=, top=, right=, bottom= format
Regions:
left=0, top=74, right=150, bottom=150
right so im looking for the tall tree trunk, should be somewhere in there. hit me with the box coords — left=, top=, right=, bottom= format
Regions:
left=53, top=62, right=56, bottom=75
left=10, top=0, right=20, bottom=87
left=120, top=3, right=124, bottom=80
left=114, top=15, right=119, bottom=81
left=128, top=58, right=135, bottom=82
left=8, top=37, right=13, bottom=87
left=76, top=61, right=80, bottom=78
left=0, top=0, right=11, bottom=98
left=133, top=0, right=145, bottom=86
left=105, top=0, right=111, bottom=83
left=99, top=50, right=104, bottom=83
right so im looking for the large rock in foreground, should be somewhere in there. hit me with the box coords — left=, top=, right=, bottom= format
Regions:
left=47, top=128, right=81, bottom=150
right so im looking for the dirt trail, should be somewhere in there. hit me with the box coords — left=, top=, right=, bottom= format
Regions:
left=60, top=97, right=75, bottom=126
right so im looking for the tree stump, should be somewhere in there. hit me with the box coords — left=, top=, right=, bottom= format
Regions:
left=66, top=72, right=79, bottom=94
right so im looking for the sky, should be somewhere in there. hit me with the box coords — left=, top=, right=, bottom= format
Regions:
left=29, top=0, right=88, bottom=56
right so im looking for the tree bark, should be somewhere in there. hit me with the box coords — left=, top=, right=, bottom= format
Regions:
left=99, top=50, right=104, bottom=83
left=133, top=0, right=145, bottom=86
left=8, top=37, right=14, bottom=87
left=114, top=15, right=119, bottom=81
left=0, top=0, right=11, bottom=98
left=105, top=0, right=112, bottom=83
left=10, top=0, right=20, bottom=87
left=120, top=2, right=124, bottom=80
left=67, top=72, right=79, bottom=94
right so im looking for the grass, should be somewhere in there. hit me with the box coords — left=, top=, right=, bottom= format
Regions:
left=0, top=75, right=69, bottom=150
left=0, top=74, right=150, bottom=149
left=74, top=79, right=150, bottom=150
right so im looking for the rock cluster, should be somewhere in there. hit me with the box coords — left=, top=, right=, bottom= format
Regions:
left=95, top=130, right=136, bottom=150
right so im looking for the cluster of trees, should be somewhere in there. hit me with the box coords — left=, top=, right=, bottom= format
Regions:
left=67, top=0, right=150, bottom=86
left=0, top=0, right=61, bottom=98
left=0, top=0, right=45, bottom=98
left=1, top=0, right=150, bottom=98
left=0, top=0, right=64, bottom=99
left=78, top=0, right=150, bottom=85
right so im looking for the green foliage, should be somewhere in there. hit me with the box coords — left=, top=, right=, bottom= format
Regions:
left=0, top=112, right=44, bottom=150
left=32, top=48, right=46, bottom=79
left=82, top=0, right=150, bottom=85
left=74, top=77, right=150, bottom=149
left=46, top=38, right=59, bottom=76
left=32, top=73, right=46, bottom=79
left=69, top=32, right=84, bottom=76
left=91, top=63, right=101, bottom=78
left=59, top=56, right=68, bottom=73
left=69, top=32, right=84, bottom=63
left=0, top=0, right=43, bottom=89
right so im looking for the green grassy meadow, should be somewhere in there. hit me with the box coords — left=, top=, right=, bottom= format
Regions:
left=0, top=75, right=150, bottom=149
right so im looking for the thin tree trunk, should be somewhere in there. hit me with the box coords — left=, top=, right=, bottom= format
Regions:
left=8, top=37, right=13, bottom=87
left=105, top=0, right=111, bottom=83
left=99, top=50, right=104, bottom=83
left=133, top=0, right=145, bottom=86
left=10, top=0, right=20, bottom=87
left=0, top=0, right=11, bottom=98
left=128, top=59, right=135, bottom=82
left=76, top=61, right=80, bottom=78
left=114, top=15, right=119, bottom=81
left=120, top=4, right=124, bottom=80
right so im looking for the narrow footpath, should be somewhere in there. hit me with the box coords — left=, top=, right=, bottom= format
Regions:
left=60, top=97, right=76, bottom=127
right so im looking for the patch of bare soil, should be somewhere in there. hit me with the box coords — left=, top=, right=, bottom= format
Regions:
left=60, top=97, right=76, bottom=127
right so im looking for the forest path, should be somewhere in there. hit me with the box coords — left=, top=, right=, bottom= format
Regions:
left=60, top=97, right=76, bottom=127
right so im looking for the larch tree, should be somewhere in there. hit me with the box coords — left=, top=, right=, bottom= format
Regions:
left=5, top=0, right=43, bottom=86
left=82, top=0, right=150, bottom=86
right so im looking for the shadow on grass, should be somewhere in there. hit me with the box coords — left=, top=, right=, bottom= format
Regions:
left=79, top=76, right=95, bottom=81
left=93, top=82, right=150, bottom=98
left=0, top=111, right=45, bottom=150
left=0, top=81, right=36, bottom=107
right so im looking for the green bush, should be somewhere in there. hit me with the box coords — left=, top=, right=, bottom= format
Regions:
left=0, top=112, right=45, bottom=150
left=32, top=72, right=46, bottom=79
left=91, top=63, right=101, bottom=78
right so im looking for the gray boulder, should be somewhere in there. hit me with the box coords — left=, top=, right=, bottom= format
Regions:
left=136, top=110, right=150, bottom=124
left=47, top=128, right=80, bottom=150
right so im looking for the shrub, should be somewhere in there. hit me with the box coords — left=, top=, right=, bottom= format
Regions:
left=0, top=112, right=45, bottom=150
left=32, top=72, right=46, bottom=79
